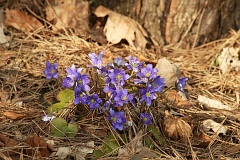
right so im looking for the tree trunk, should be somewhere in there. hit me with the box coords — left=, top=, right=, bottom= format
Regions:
left=92, top=0, right=240, bottom=48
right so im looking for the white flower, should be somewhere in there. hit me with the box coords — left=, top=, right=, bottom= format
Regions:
left=42, top=114, right=56, bottom=122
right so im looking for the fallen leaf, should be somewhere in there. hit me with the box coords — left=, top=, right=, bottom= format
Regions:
left=163, top=111, right=192, bottom=140
left=75, top=141, right=94, bottom=160
left=3, top=111, right=26, bottom=120
left=217, top=47, right=240, bottom=74
left=5, top=9, right=43, bottom=32
left=55, top=147, right=71, bottom=160
left=130, top=147, right=158, bottom=160
left=0, top=134, right=18, bottom=155
left=0, top=23, right=7, bottom=44
left=45, top=0, right=89, bottom=36
left=155, top=58, right=181, bottom=87
left=202, top=119, right=228, bottom=135
left=54, top=141, right=94, bottom=160
left=25, top=134, right=51, bottom=157
left=166, top=90, right=192, bottom=109
left=193, top=131, right=212, bottom=148
left=0, top=134, right=18, bottom=147
left=94, top=5, right=148, bottom=50
left=198, top=95, right=233, bottom=110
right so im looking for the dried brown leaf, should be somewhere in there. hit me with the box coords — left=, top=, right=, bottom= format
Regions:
left=5, top=9, right=43, bottom=32
left=25, top=134, right=51, bottom=157
left=155, top=58, right=181, bottom=87
left=193, top=131, right=212, bottom=148
left=163, top=112, right=192, bottom=140
left=0, top=134, right=19, bottom=156
left=94, top=5, right=148, bottom=50
left=167, top=90, right=192, bottom=109
left=0, top=23, right=8, bottom=44
left=3, top=111, right=26, bottom=120
left=45, top=0, right=89, bottom=36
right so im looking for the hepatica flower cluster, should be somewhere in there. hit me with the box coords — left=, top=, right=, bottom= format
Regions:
left=44, top=52, right=188, bottom=131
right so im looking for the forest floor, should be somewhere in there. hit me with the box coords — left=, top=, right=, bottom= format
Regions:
left=0, top=29, right=239, bottom=160
left=0, top=1, right=240, bottom=159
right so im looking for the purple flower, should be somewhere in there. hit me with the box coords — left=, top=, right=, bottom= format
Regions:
left=88, top=51, right=104, bottom=69
left=148, top=76, right=166, bottom=92
left=75, top=73, right=90, bottom=92
left=66, top=64, right=82, bottom=81
left=104, top=101, right=111, bottom=109
left=62, top=77, right=75, bottom=88
left=114, top=57, right=125, bottom=66
left=103, top=84, right=116, bottom=94
left=108, top=108, right=126, bottom=131
left=97, top=67, right=109, bottom=77
left=86, top=94, right=102, bottom=110
left=125, top=56, right=143, bottom=72
left=140, top=87, right=157, bottom=106
left=108, top=68, right=129, bottom=86
left=74, top=87, right=88, bottom=105
left=103, top=91, right=118, bottom=107
left=135, top=64, right=158, bottom=84
left=108, top=57, right=126, bottom=68
left=140, top=113, right=152, bottom=125
left=130, top=96, right=138, bottom=108
left=44, top=62, right=58, bottom=79
left=114, top=89, right=133, bottom=106
left=134, top=77, right=148, bottom=84
left=176, top=77, right=188, bottom=92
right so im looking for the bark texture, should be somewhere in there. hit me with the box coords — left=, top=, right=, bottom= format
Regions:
left=95, top=0, right=240, bottom=48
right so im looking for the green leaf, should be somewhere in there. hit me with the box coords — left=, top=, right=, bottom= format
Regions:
left=48, top=102, right=66, bottom=113
left=147, top=124, right=165, bottom=145
left=51, top=118, right=78, bottom=137
left=57, top=88, right=74, bottom=103
left=92, top=149, right=104, bottom=159
left=65, top=123, right=78, bottom=137
left=103, top=134, right=119, bottom=154
left=91, top=134, right=119, bottom=158
left=51, top=118, right=67, bottom=137
left=120, top=133, right=128, bottom=143
left=145, top=137, right=153, bottom=148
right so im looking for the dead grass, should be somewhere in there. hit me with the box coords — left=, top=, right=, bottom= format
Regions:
left=0, top=10, right=240, bottom=160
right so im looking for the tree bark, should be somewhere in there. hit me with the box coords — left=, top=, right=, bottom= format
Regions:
left=94, top=0, right=240, bottom=48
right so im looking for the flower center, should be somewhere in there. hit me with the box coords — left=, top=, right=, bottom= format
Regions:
left=78, top=80, right=83, bottom=85
left=51, top=69, right=55, bottom=74
left=117, top=74, right=122, bottom=80
left=144, top=117, right=148, bottom=122
left=91, top=99, right=95, bottom=103
left=145, top=72, right=151, bottom=77
left=112, top=116, right=117, bottom=123
left=122, top=96, right=127, bottom=100
left=146, top=92, right=151, bottom=97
